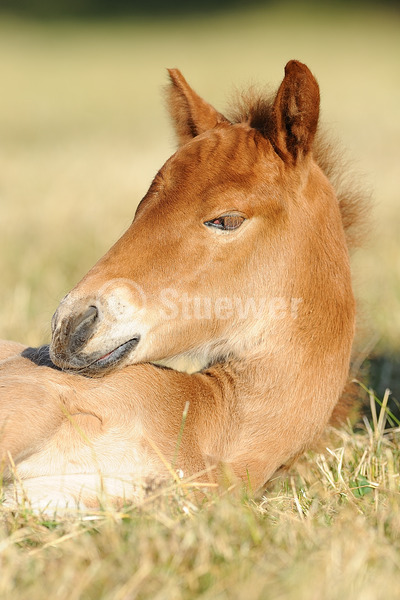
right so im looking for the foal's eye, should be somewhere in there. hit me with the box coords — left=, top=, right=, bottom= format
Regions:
left=204, top=214, right=245, bottom=231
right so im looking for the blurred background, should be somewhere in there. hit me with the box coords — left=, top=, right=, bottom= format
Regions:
left=0, top=0, right=399, bottom=402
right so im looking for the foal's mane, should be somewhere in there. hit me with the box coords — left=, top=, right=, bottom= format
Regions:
left=227, top=86, right=370, bottom=251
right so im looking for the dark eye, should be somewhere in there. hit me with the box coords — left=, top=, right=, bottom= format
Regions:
left=204, top=214, right=245, bottom=231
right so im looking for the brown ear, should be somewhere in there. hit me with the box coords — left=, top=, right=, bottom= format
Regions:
left=271, top=60, right=320, bottom=162
left=167, top=69, right=229, bottom=146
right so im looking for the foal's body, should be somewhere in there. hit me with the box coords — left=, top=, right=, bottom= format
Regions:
left=0, top=61, right=362, bottom=509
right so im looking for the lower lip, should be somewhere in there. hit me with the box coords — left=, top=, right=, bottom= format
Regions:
left=93, top=337, right=140, bottom=369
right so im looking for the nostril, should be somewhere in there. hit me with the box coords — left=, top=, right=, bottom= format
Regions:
left=66, top=305, right=99, bottom=353
left=74, top=305, right=98, bottom=333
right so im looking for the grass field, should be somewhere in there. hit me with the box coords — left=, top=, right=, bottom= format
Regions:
left=1, top=3, right=400, bottom=598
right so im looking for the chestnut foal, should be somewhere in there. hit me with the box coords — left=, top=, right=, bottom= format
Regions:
left=0, top=61, right=361, bottom=510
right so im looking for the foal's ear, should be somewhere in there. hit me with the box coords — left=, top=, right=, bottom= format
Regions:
left=271, top=60, right=320, bottom=162
left=167, top=69, right=229, bottom=146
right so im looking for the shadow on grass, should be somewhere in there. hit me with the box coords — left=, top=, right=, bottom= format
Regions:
left=362, top=353, right=400, bottom=425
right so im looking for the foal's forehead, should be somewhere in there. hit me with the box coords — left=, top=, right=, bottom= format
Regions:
left=164, top=123, right=272, bottom=183
left=135, top=123, right=280, bottom=219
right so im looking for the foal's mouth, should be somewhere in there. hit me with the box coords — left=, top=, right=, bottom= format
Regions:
left=59, top=336, right=141, bottom=376
left=90, top=336, right=141, bottom=370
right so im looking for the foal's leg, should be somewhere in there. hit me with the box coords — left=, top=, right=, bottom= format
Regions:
left=0, top=359, right=65, bottom=465
left=0, top=356, right=114, bottom=510
left=0, top=340, right=26, bottom=362
left=0, top=357, right=223, bottom=510
left=0, top=356, right=168, bottom=510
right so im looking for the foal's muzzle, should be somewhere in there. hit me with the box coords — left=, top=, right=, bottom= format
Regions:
left=50, top=301, right=141, bottom=375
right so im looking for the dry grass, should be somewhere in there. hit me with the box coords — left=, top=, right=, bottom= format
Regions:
left=1, top=409, right=400, bottom=600
left=1, top=4, right=400, bottom=598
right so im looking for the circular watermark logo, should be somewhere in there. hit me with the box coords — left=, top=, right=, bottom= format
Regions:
left=96, top=278, right=147, bottom=319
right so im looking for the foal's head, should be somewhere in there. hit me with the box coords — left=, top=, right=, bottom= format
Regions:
left=50, top=61, right=355, bottom=376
